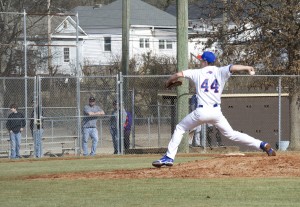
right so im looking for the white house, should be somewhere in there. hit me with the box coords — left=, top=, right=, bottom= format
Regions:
left=37, top=0, right=178, bottom=75
left=29, top=0, right=241, bottom=75
left=26, top=15, right=87, bottom=75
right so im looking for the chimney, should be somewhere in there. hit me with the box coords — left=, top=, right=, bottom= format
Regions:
left=93, top=4, right=103, bottom=9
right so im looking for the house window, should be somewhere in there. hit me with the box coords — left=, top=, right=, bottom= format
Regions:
left=145, top=38, right=149, bottom=48
left=159, top=40, right=165, bottom=49
left=159, top=40, right=173, bottom=49
left=140, top=38, right=144, bottom=48
left=63, top=48, right=70, bottom=62
left=140, top=38, right=150, bottom=48
left=104, top=37, right=111, bottom=51
left=166, top=40, right=173, bottom=49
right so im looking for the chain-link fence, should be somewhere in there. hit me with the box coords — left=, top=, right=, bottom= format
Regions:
left=0, top=75, right=298, bottom=158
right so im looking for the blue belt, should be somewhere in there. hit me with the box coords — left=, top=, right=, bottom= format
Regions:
left=198, top=103, right=218, bottom=108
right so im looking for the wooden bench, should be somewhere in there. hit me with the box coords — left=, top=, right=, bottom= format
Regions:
left=61, top=142, right=76, bottom=156
left=41, top=136, right=78, bottom=157
left=41, top=141, right=74, bottom=157
left=0, top=139, right=10, bottom=158
left=43, top=150, right=58, bottom=157
left=0, top=136, right=78, bottom=158
left=23, top=143, right=34, bottom=157
left=0, top=150, right=9, bottom=157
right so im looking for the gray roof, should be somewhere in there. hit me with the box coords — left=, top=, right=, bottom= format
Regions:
left=25, top=15, right=66, bottom=37
left=25, top=15, right=87, bottom=39
left=72, top=0, right=176, bottom=32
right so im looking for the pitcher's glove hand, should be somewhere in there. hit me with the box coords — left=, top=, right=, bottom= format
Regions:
left=165, top=80, right=182, bottom=89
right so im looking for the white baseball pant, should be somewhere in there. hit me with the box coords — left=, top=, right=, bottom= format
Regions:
left=166, top=106, right=262, bottom=159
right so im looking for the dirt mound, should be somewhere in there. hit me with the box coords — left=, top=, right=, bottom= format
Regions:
left=26, top=153, right=300, bottom=180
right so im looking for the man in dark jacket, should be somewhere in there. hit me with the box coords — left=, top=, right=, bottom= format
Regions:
left=6, top=104, right=26, bottom=159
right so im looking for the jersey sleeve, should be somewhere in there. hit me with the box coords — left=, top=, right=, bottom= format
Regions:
left=182, top=69, right=196, bottom=79
left=219, top=65, right=232, bottom=81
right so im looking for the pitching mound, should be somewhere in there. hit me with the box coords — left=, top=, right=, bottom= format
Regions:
left=26, top=153, right=300, bottom=180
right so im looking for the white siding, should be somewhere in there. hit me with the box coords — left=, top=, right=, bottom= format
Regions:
left=82, top=35, right=122, bottom=65
left=49, top=40, right=83, bottom=75
left=83, top=39, right=102, bottom=64
left=130, top=27, right=177, bottom=59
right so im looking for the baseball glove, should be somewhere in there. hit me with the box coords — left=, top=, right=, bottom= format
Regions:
left=165, top=80, right=182, bottom=89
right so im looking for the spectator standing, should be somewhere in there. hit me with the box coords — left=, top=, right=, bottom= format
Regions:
left=110, top=100, right=127, bottom=154
left=82, top=96, right=105, bottom=156
left=6, top=104, right=26, bottom=159
left=30, top=102, right=44, bottom=158
left=123, top=111, right=132, bottom=150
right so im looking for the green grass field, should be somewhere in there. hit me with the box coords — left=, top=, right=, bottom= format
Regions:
left=0, top=155, right=299, bottom=207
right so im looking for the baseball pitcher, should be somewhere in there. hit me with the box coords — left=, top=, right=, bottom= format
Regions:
left=152, top=51, right=276, bottom=167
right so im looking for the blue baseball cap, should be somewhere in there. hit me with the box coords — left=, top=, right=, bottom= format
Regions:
left=201, top=51, right=216, bottom=63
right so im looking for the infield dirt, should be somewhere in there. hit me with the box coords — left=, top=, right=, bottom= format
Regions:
left=26, top=152, right=300, bottom=180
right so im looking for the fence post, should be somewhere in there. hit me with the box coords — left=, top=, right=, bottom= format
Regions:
left=201, top=124, right=207, bottom=149
left=23, top=10, right=29, bottom=148
left=117, top=73, right=125, bottom=155
left=99, top=119, right=103, bottom=147
left=157, top=101, right=161, bottom=147
left=278, top=77, right=282, bottom=150
left=131, top=88, right=135, bottom=148
left=75, top=12, right=81, bottom=156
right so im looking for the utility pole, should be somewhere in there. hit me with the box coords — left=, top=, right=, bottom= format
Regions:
left=221, top=0, right=228, bottom=52
left=122, top=0, right=130, bottom=106
left=47, top=0, right=52, bottom=74
left=176, top=0, right=189, bottom=153
left=120, top=0, right=130, bottom=154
